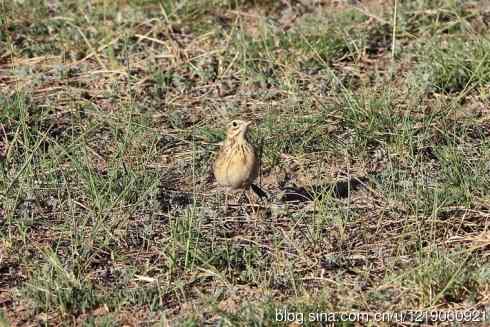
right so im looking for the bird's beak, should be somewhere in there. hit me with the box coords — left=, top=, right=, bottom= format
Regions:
left=244, top=121, right=252, bottom=127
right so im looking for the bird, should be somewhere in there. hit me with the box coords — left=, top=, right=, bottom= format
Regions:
left=213, top=119, right=265, bottom=211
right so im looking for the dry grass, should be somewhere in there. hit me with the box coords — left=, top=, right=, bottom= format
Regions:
left=1, top=0, right=489, bottom=325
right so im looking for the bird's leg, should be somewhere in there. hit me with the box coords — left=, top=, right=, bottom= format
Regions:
left=224, top=191, right=229, bottom=213
left=245, top=189, right=256, bottom=216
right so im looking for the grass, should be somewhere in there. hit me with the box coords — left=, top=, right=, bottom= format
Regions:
left=1, top=0, right=489, bottom=325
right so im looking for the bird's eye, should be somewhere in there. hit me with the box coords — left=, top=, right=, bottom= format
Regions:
left=232, top=121, right=238, bottom=127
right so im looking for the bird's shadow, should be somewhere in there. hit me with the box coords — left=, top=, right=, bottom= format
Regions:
left=280, top=177, right=368, bottom=203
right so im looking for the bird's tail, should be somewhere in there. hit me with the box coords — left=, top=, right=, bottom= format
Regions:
left=251, top=183, right=268, bottom=199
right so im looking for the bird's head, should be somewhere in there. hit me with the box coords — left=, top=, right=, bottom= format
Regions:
left=225, top=120, right=252, bottom=141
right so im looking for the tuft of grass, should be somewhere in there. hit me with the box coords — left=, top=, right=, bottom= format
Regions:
left=415, top=39, right=490, bottom=93
left=21, top=248, right=99, bottom=315
left=390, top=249, right=480, bottom=306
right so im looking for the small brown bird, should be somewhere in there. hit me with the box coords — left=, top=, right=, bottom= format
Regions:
left=213, top=120, right=262, bottom=210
